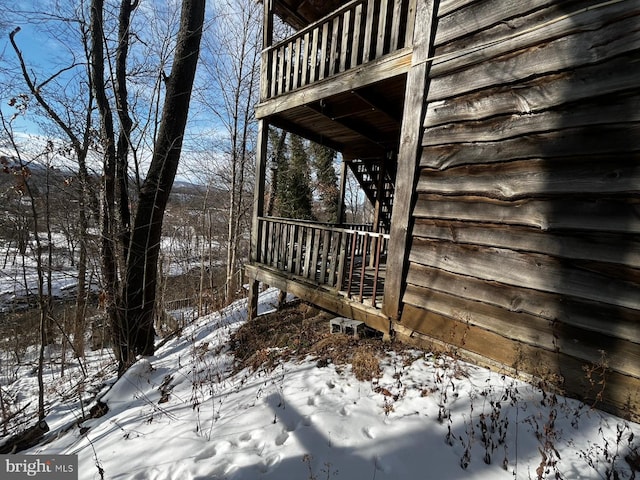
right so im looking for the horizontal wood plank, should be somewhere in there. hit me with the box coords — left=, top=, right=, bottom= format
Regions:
left=428, top=15, right=640, bottom=101
left=435, top=0, right=638, bottom=67
left=436, top=0, right=558, bottom=46
left=416, top=158, right=640, bottom=199
left=420, top=123, right=640, bottom=170
left=405, top=261, right=640, bottom=344
left=422, top=96, right=640, bottom=146
left=412, top=219, right=640, bottom=269
left=401, top=283, right=640, bottom=377
left=408, top=237, right=640, bottom=311
left=413, top=194, right=640, bottom=234
left=424, top=53, right=640, bottom=127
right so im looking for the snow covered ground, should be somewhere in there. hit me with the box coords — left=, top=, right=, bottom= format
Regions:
left=2, top=288, right=639, bottom=479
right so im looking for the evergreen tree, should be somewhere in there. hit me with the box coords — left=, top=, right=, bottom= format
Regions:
left=266, top=127, right=287, bottom=216
left=276, top=134, right=314, bottom=220
left=310, top=143, right=339, bottom=223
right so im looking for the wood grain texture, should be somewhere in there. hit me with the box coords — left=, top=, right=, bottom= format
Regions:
left=423, top=96, right=640, bottom=146
left=413, top=195, right=640, bottom=234
left=416, top=158, right=640, bottom=199
left=405, top=261, right=640, bottom=344
left=412, top=219, right=640, bottom=269
left=424, top=53, right=640, bottom=127
left=401, top=283, right=640, bottom=377
left=429, top=14, right=640, bottom=100
left=420, top=124, right=640, bottom=170
left=408, top=237, right=640, bottom=311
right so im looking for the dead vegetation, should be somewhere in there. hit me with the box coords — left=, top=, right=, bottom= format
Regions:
left=230, top=300, right=392, bottom=380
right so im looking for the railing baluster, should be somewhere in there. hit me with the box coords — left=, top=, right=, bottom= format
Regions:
left=276, top=47, right=284, bottom=95
left=270, top=49, right=278, bottom=98
left=274, top=221, right=282, bottom=267
left=329, top=16, right=341, bottom=77
left=362, top=0, right=374, bottom=62
left=301, top=31, right=310, bottom=87
left=371, top=232, right=383, bottom=307
left=377, top=0, right=389, bottom=57
left=347, top=231, right=358, bottom=297
left=260, top=218, right=267, bottom=263
left=282, top=222, right=288, bottom=268
left=304, top=226, right=314, bottom=278
left=265, top=220, right=272, bottom=266
left=285, top=43, right=293, bottom=93
left=352, top=3, right=363, bottom=67
left=261, top=50, right=270, bottom=101
left=319, top=229, right=331, bottom=283
left=358, top=233, right=369, bottom=302
left=297, top=224, right=305, bottom=275
left=310, top=27, right=319, bottom=83
left=310, top=226, right=321, bottom=282
left=336, top=230, right=348, bottom=290
left=339, top=9, right=351, bottom=72
left=292, top=37, right=301, bottom=90
left=286, top=223, right=296, bottom=272
left=390, top=0, right=403, bottom=50
left=318, top=22, right=329, bottom=80
left=327, top=230, right=340, bottom=287
left=405, top=0, right=417, bottom=48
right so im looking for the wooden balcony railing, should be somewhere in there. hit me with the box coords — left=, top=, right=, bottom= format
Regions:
left=256, top=217, right=389, bottom=308
left=261, top=0, right=417, bottom=101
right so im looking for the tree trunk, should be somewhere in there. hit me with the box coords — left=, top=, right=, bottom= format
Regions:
left=90, top=0, right=123, bottom=364
left=119, top=0, right=205, bottom=370
left=74, top=207, right=88, bottom=357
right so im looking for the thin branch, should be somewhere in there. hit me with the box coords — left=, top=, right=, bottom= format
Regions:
left=8, top=27, right=83, bottom=153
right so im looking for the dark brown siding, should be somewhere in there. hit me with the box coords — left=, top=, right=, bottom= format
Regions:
left=400, top=0, right=640, bottom=419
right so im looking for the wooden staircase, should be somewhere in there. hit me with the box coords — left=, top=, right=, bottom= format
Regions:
left=348, top=158, right=396, bottom=233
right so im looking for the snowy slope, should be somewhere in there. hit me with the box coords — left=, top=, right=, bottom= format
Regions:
left=2, top=288, right=638, bottom=479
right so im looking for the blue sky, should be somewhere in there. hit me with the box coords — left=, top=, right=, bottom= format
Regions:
left=0, top=1, right=268, bottom=185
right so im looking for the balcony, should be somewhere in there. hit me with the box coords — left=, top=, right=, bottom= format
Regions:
left=261, top=0, right=416, bottom=102
left=246, top=217, right=391, bottom=333
left=257, top=0, right=416, bottom=160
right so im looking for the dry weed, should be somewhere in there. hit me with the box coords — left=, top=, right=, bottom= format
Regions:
left=351, top=345, right=381, bottom=381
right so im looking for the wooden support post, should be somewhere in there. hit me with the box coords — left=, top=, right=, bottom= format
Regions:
left=382, top=0, right=437, bottom=320
left=248, top=279, right=259, bottom=321
left=263, top=0, right=273, bottom=49
left=249, top=119, right=269, bottom=320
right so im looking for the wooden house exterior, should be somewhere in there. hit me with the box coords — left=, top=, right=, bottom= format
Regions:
left=246, top=0, right=640, bottom=421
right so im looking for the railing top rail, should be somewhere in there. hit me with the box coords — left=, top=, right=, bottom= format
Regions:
left=264, top=0, right=366, bottom=52
left=258, top=216, right=390, bottom=239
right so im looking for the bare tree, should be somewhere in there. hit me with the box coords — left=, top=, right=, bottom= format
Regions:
left=7, top=9, right=99, bottom=358
left=0, top=112, right=54, bottom=420
left=3, top=0, right=206, bottom=373
left=90, top=0, right=206, bottom=372
left=198, top=0, right=261, bottom=304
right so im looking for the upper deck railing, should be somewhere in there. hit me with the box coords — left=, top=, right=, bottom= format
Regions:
left=261, top=0, right=417, bottom=101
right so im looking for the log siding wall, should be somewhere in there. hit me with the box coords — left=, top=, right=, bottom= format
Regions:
left=400, top=0, right=640, bottom=418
